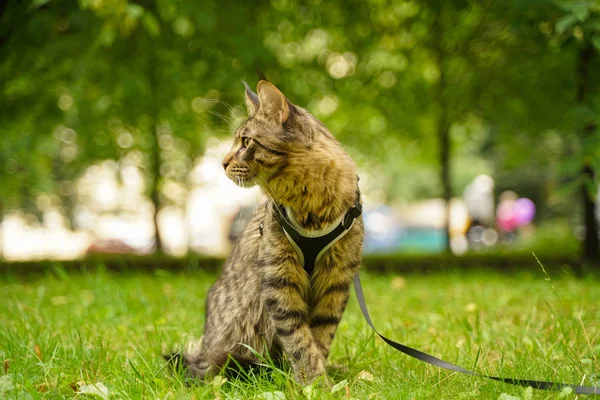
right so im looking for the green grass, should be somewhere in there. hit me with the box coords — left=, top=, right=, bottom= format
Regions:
left=1, top=265, right=599, bottom=399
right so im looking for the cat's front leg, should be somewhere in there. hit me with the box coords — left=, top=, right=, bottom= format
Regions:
left=309, top=260, right=360, bottom=361
left=260, top=268, right=327, bottom=384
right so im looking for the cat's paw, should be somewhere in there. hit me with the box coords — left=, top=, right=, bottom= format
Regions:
left=295, top=368, right=331, bottom=390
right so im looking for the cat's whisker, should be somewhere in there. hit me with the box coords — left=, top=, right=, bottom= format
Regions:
left=252, top=191, right=261, bottom=213
left=208, top=110, right=233, bottom=125
left=250, top=173, right=290, bottom=231
left=236, top=169, right=279, bottom=221
left=198, top=98, right=236, bottom=113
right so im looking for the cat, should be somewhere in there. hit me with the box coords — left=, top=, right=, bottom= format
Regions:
left=169, top=78, right=364, bottom=385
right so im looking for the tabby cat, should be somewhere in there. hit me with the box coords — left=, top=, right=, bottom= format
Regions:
left=173, top=78, right=364, bottom=384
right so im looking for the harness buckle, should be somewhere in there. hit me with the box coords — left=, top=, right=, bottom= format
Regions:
left=350, top=204, right=362, bottom=218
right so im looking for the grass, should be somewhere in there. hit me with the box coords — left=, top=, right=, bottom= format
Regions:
left=1, top=264, right=599, bottom=399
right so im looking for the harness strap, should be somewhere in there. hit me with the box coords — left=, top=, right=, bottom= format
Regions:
left=275, top=190, right=362, bottom=275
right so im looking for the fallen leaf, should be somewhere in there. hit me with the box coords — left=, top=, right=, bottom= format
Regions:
left=0, top=375, right=14, bottom=394
left=68, top=380, right=85, bottom=391
left=357, top=370, right=374, bottom=381
left=391, top=276, right=406, bottom=289
left=3, top=359, right=9, bottom=374
left=162, top=283, right=173, bottom=298
left=254, top=391, right=286, bottom=400
left=498, top=394, right=521, bottom=400
left=330, top=379, right=348, bottom=393
left=557, top=386, right=573, bottom=398
left=34, top=344, right=42, bottom=360
left=78, top=382, right=110, bottom=399
left=302, top=383, right=317, bottom=400
left=35, top=383, right=48, bottom=392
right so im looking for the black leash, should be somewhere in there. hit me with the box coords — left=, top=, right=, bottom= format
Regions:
left=273, top=181, right=598, bottom=394
left=352, top=274, right=600, bottom=395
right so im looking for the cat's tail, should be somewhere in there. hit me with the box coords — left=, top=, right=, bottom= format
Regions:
left=163, top=350, right=258, bottom=380
left=163, top=351, right=184, bottom=369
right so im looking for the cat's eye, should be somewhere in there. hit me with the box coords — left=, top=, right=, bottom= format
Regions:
left=241, top=137, right=251, bottom=148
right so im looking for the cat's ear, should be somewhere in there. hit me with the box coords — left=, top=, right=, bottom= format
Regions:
left=243, top=81, right=260, bottom=117
left=257, top=69, right=268, bottom=82
left=257, top=80, right=289, bottom=124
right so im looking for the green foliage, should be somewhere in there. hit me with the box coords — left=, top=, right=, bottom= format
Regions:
left=0, top=0, right=599, bottom=242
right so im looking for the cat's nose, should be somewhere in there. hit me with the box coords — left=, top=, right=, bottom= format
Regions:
left=222, top=153, right=233, bottom=171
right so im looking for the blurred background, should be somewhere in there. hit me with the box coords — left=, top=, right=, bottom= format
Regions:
left=1, top=0, right=599, bottom=264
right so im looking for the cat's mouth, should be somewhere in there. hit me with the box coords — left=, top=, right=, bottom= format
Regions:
left=227, top=166, right=256, bottom=188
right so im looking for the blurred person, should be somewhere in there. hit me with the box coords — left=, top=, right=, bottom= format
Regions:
left=496, top=191, right=518, bottom=243
left=496, top=191, right=536, bottom=244
left=463, top=175, right=496, bottom=249
left=463, top=175, right=495, bottom=227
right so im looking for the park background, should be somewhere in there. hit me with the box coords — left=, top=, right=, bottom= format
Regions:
left=1, top=1, right=600, bottom=399
left=1, top=0, right=599, bottom=265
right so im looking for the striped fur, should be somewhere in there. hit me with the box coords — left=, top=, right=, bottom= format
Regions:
left=177, top=80, right=364, bottom=384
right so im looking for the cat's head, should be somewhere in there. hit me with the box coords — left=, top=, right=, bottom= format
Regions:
left=222, top=79, right=322, bottom=189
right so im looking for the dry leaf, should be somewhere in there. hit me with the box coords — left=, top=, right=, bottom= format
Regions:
left=0, top=375, right=14, bottom=394
left=35, top=383, right=48, bottom=393
left=498, top=394, right=521, bottom=400
left=34, top=344, right=42, bottom=360
left=357, top=370, right=374, bottom=381
left=330, top=379, right=348, bottom=393
left=302, top=384, right=316, bottom=400
left=68, top=380, right=85, bottom=391
left=391, top=276, right=406, bottom=289
left=78, top=382, right=110, bottom=399
left=3, top=359, right=9, bottom=374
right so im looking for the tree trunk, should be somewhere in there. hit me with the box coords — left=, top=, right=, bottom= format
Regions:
left=0, top=201, right=4, bottom=259
left=582, top=161, right=599, bottom=262
left=576, top=44, right=599, bottom=263
left=433, top=9, right=452, bottom=253
left=438, top=109, right=451, bottom=253
left=149, top=79, right=164, bottom=253
left=145, top=26, right=163, bottom=254
left=150, top=121, right=163, bottom=254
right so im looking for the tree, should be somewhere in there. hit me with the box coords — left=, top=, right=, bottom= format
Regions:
left=77, top=0, right=279, bottom=252
left=484, top=0, right=600, bottom=262
left=1, top=0, right=279, bottom=254
left=553, top=0, right=600, bottom=262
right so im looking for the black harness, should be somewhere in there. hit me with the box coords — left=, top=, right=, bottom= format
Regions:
left=260, top=187, right=600, bottom=394
left=273, top=190, right=362, bottom=275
